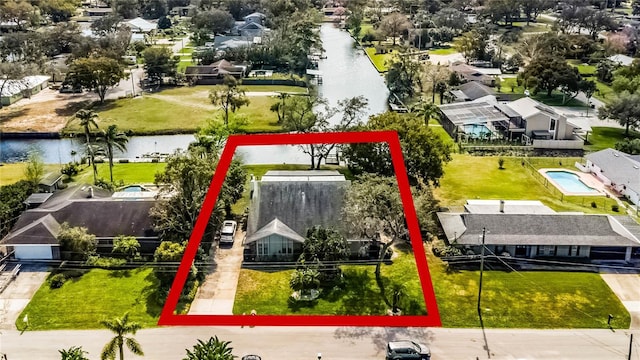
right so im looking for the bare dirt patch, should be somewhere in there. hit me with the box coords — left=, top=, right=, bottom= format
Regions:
left=0, top=89, right=97, bottom=133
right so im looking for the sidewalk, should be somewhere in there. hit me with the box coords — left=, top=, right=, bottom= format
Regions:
left=601, top=273, right=640, bottom=329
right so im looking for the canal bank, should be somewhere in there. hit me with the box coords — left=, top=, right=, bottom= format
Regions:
left=1, top=24, right=389, bottom=165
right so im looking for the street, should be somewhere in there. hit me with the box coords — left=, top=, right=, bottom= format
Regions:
left=1, top=326, right=639, bottom=359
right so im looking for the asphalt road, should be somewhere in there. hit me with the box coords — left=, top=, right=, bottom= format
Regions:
left=1, top=326, right=639, bottom=360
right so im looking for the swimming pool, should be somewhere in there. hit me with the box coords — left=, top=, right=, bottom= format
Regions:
left=463, top=124, right=492, bottom=138
left=122, top=186, right=144, bottom=192
left=544, top=171, right=599, bottom=194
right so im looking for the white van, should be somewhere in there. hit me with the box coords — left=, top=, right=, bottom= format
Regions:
left=220, top=220, right=237, bottom=244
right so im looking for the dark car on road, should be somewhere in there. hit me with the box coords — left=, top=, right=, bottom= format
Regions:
left=241, top=356, right=261, bottom=360
left=386, top=340, right=431, bottom=360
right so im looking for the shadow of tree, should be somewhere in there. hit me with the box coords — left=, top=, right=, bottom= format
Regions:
left=336, top=268, right=386, bottom=315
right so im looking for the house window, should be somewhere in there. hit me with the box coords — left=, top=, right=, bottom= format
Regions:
left=550, top=119, right=556, bottom=131
left=571, top=245, right=580, bottom=256
left=257, top=240, right=269, bottom=256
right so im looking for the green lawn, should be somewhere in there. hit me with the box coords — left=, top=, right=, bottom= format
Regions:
left=498, top=78, right=587, bottom=107
left=428, top=119, right=455, bottom=146
left=75, top=163, right=167, bottom=185
left=568, top=60, right=596, bottom=76
left=63, top=86, right=299, bottom=135
left=586, top=126, right=640, bottom=152
left=427, top=249, right=630, bottom=328
left=233, top=247, right=426, bottom=315
left=19, top=267, right=162, bottom=330
left=428, top=46, right=458, bottom=55
left=434, top=154, right=619, bottom=214
left=0, top=164, right=62, bottom=185
left=364, top=47, right=394, bottom=72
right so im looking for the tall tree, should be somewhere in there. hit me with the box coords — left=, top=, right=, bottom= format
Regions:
left=342, top=112, right=452, bottom=185
left=386, top=54, right=422, bottom=100
left=100, top=313, right=143, bottom=360
left=191, top=9, right=235, bottom=34
left=150, top=150, right=224, bottom=244
left=24, top=151, right=44, bottom=187
left=99, top=125, right=128, bottom=183
left=299, top=226, right=350, bottom=276
left=41, top=0, right=82, bottom=23
left=143, top=47, right=178, bottom=86
left=183, top=336, right=234, bottom=360
left=379, top=12, right=411, bottom=46
left=412, top=100, right=440, bottom=125
left=0, top=0, right=39, bottom=31
left=521, top=54, right=580, bottom=96
left=209, top=75, right=250, bottom=126
left=75, top=110, right=100, bottom=184
left=57, top=223, right=98, bottom=261
left=598, top=91, right=640, bottom=136
left=66, top=56, right=126, bottom=104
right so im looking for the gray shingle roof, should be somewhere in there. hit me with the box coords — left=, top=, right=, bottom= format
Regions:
left=247, top=176, right=349, bottom=240
left=586, top=148, right=640, bottom=194
left=457, top=81, right=496, bottom=100
left=438, top=213, right=640, bottom=247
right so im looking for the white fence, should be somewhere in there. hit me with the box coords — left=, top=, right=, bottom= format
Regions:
left=532, top=139, right=584, bottom=149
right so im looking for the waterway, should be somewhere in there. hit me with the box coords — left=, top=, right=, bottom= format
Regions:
left=0, top=23, right=389, bottom=165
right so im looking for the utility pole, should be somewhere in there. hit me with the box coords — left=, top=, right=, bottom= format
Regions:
left=629, top=333, right=633, bottom=360
left=477, top=227, right=486, bottom=315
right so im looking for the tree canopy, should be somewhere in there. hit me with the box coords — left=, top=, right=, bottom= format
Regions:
left=66, top=56, right=126, bottom=103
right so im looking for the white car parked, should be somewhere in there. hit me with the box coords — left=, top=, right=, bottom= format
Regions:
left=220, top=220, right=237, bottom=244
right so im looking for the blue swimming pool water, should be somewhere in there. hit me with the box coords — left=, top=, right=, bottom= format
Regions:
left=545, top=171, right=599, bottom=194
left=463, top=124, right=492, bottom=138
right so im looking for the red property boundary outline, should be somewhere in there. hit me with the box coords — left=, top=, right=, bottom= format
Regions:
left=158, top=131, right=442, bottom=327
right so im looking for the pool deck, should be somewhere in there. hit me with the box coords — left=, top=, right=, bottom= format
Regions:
left=538, top=168, right=611, bottom=197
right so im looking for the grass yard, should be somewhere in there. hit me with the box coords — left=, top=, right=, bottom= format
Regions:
left=364, top=47, right=394, bottom=72
left=434, top=154, right=619, bottom=214
left=428, top=119, right=455, bottom=146
left=0, top=164, right=62, bottom=185
left=427, top=249, right=630, bottom=328
left=19, top=267, right=162, bottom=330
left=568, top=60, right=596, bottom=76
left=233, top=247, right=426, bottom=315
left=586, top=126, right=640, bottom=152
left=63, top=85, right=301, bottom=135
left=428, top=46, right=458, bottom=55
left=497, top=78, right=587, bottom=107
left=75, top=162, right=167, bottom=185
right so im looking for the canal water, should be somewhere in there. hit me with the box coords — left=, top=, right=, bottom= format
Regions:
left=0, top=23, right=389, bottom=165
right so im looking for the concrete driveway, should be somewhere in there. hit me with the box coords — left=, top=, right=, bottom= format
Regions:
left=188, top=231, right=245, bottom=315
left=0, top=265, right=48, bottom=330
left=601, top=273, right=640, bottom=329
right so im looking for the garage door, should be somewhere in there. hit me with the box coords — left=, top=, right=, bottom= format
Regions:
left=590, top=246, right=626, bottom=260
left=14, top=246, right=53, bottom=260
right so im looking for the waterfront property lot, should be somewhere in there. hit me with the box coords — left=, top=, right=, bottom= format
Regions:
left=233, top=247, right=426, bottom=316
left=18, top=267, right=161, bottom=330
left=433, top=155, right=619, bottom=214
left=427, top=248, right=631, bottom=328
left=63, top=85, right=306, bottom=135
left=0, top=163, right=62, bottom=185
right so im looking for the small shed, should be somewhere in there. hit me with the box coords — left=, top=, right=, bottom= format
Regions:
left=38, top=173, right=64, bottom=193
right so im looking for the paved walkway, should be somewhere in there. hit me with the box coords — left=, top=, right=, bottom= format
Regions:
left=0, top=265, right=48, bottom=330
left=188, top=231, right=245, bottom=315
left=601, top=273, right=640, bottom=329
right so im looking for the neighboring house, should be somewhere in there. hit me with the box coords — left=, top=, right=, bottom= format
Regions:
left=608, top=54, right=635, bottom=66
left=439, top=96, right=585, bottom=150
left=437, top=200, right=640, bottom=262
left=169, top=5, right=196, bottom=17
left=0, top=185, right=158, bottom=260
left=450, top=62, right=502, bottom=87
left=38, top=172, right=65, bottom=193
left=185, top=59, right=251, bottom=84
left=125, top=17, right=157, bottom=33
left=449, top=81, right=496, bottom=102
left=584, top=148, right=640, bottom=206
left=213, top=35, right=254, bottom=50
left=244, top=170, right=359, bottom=261
left=83, top=7, right=113, bottom=17
left=228, top=12, right=270, bottom=43
left=242, top=12, right=266, bottom=25
left=449, top=81, right=523, bottom=103
left=1, top=75, right=50, bottom=106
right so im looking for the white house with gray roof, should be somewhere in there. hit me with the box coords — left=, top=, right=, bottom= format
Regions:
left=244, top=170, right=351, bottom=261
left=437, top=200, right=640, bottom=262
left=585, top=148, right=640, bottom=206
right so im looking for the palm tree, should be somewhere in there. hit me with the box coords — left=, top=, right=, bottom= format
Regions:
left=59, top=346, right=90, bottom=360
left=99, top=125, right=129, bottom=183
left=413, top=100, right=440, bottom=126
left=100, top=313, right=144, bottom=360
left=75, top=110, right=100, bottom=184
left=183, top=336, right=234, bottom=360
